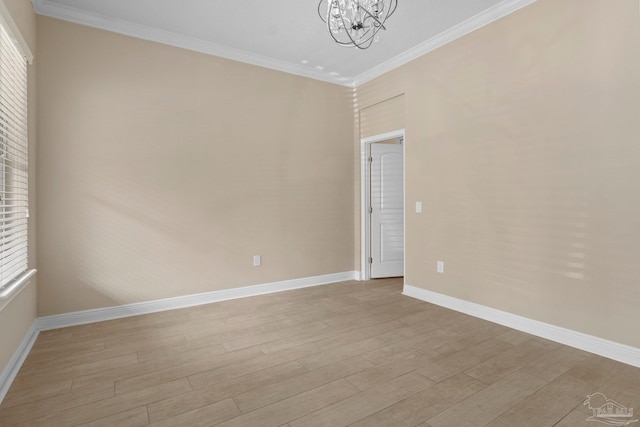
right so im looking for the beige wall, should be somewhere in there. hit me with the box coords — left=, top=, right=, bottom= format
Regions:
left=0, top=0, right=37, bottom=375
left=358, top=0, right=640, bottom=347
left=359, top=94, right=405, bottom=139
left=36, top=17, right=354, bottom=316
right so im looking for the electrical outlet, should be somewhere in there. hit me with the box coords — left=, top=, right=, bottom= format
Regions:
left=253, top=255, right=261, bottom=267
left=415, top=202, right=422, bottom=213
left=437, top=261, right=444, bottom=273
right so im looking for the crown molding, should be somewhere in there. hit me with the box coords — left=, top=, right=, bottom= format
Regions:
left=353, top=0, right=538, bottom=86
left=33, top=0, right=536, bottom=88
left=31, top=0, right=353, bottom=87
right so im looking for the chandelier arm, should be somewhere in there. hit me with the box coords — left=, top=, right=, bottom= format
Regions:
left=361, top=0, right=400, bottom=31
left=358, top=6, right=388, bottom=31
left=326, top=7, right=355, bottom=46
left=328, top=24, right=351, bottom=46
left=323, top=0, right=355, bottom=46
left=388, top=0, right=399, bottom=18
left=350, top=6, right=386, bottom=48
left=317, top=0, right=327, bottom=24
left=339, top=25, right=374, bottom=49
left=339, top=11, right=367, bottom=49
left=353, top=30, right=375, bottom=49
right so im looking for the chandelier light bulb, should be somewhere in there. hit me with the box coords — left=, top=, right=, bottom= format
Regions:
left=318, top=0, right=398, bottom=50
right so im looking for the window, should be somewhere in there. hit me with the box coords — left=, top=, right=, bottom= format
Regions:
left=0, top=7, right=33, bottom=299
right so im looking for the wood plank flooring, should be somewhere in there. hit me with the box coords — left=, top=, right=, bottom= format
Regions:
left=1, top=278, right=639, bottom=426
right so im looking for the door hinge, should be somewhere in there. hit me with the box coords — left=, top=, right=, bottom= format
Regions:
left=368, top=156, right=373, bottom=163
left=368, top=257, right=373, bottom=264
left=368, top=206, right=373, bottom=214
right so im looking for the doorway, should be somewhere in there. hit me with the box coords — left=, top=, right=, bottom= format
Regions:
left=360, top=129, right=405, bottom=280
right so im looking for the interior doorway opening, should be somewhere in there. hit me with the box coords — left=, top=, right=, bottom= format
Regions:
left=360, top=129, right=405, bottom=281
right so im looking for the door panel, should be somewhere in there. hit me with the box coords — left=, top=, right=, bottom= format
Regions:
left=370, top=142, right=404, bottom=278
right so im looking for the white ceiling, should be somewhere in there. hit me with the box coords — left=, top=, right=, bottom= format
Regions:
left=32, top=0, right=536, bottom=86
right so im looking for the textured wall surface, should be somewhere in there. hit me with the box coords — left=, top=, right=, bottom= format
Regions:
left=37, top=17, right=354, bottom=315
left=357, top=0, right=640, bottom=347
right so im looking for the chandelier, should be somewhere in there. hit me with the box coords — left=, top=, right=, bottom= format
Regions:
left=318, top=0, right=398, bottom=50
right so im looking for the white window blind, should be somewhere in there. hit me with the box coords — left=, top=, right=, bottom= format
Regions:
left=0, top=19, right=28, bottom=296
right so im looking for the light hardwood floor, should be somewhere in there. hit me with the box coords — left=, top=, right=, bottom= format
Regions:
left=1, top=278, right=639, bottom=426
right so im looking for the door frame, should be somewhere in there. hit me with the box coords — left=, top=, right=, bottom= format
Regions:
left=360, top=129, right=405, bottom=280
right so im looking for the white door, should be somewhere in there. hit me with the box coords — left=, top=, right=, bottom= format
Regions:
left=370, top=142, right=404, bottom=278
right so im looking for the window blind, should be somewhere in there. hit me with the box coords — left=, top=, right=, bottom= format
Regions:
left=0, top=20, right=28, bottom=295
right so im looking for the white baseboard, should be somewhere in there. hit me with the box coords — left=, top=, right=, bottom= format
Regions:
left=0, top=323, right=39, bottom=403
left=0, top=271, right=358, bottom=404
left=403, top=284, right=640, bottom=368
left=36, top=271, right=358, bottom=331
